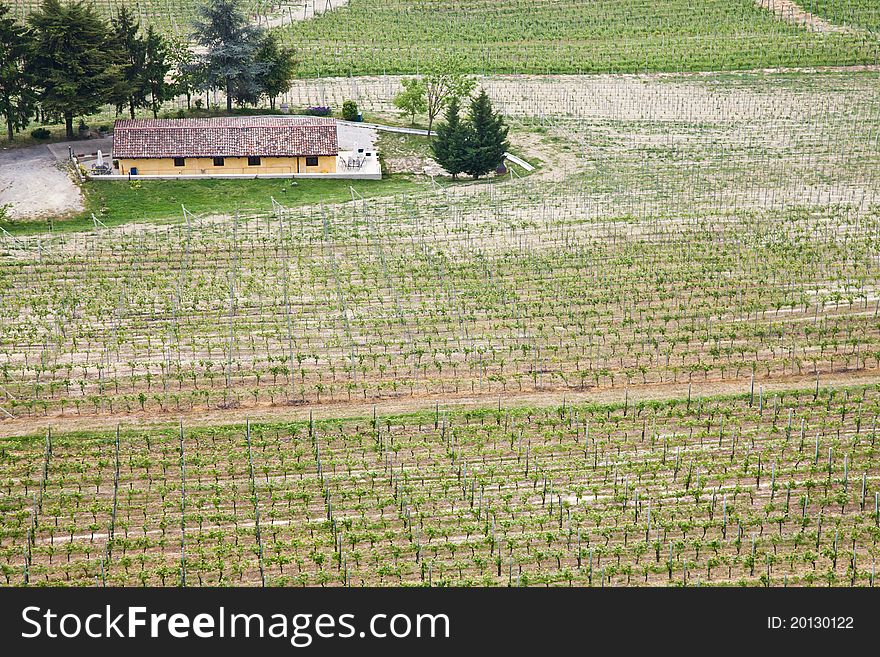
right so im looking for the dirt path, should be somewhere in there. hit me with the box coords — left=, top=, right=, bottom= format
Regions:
left=0, top=144, right=83, bottom=219
left=3, top=369, right=879, bottom=438
left=256, top=0, right=350, bottom=29
left=756, top=0, right=854, bottom=34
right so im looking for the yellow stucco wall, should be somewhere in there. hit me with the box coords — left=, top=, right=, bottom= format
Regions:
left=117, top=155, right=337, bottom=175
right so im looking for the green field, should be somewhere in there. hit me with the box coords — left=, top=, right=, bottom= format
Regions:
left=5, top=0, right=880, bottom=74
left=0, top=175, right=431, bottom=234
left=809, top=0, right=880, bottom=30
left=3, top=385, right=880, bottom=586
left=284, top=0, right=880, bottom=76
left=3, top=8, right=880, bottom=591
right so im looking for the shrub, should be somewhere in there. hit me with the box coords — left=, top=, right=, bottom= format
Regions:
left=342, top=100, right=359, bottom=121
left=305, top=106, right=332, bottom=117
left=30, top=127, right=51, bottom=140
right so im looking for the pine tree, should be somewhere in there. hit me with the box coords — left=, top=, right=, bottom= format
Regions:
left=463, top=89, right=509, bottom=179
left=28, top=0, right=118, bottom=138
left=0, top=2, right=36, bottom=141
left=431, top=95, right=471, bottom=179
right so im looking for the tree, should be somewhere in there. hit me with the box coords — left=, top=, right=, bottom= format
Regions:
left=463, top=89, right=509, bottom=179
left=393, top=77, right=426, bottom=125
left=255, top=31, right=294, bottom=110
left=342, top=100, right=359, bottom=121
left=28, top=0, right=118, bottom=138
left=144, top=26, right=170, bottom=118
left=424, top=71, right=475, bottom=138
left=430, top=95, right=471, bottom=180
left=193, top=0, right=266, bottom=112
left=0, top=2, right=36, bottom=141
left=422, top=64, right=475, bottom=138
left=167, top=33, right=199, bottom=110
left=108, top=7, right=148, bottom=120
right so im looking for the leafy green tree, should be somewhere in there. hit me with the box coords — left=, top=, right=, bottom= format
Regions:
left=28, top=0, right=118, bottom=138
left=167, top=33, right=200, bottom=110
left=423, top=67, right=475, bottom=138
left=393, top=77, right=426, bottom=125
left=255, top=31, right=294, bottom=110
left=463, top=89, right=508, bottom=179
left=430, top=95, right=471, bottom=179
left=193, top=0, right=266, bottom=112
left=342, top=100, right=359, bottom=121
left=0, top=2, right=36, bottom=141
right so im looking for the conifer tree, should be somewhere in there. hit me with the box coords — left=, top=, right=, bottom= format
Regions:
left=193, top=0, right=265, bottom=111
left=463, top=89, right=509, bottom=179
left=0, top=2, right=36, bottom=141
left=28, top=0, right=118, bottom=138
left=431, top=95, right=471, bottom=179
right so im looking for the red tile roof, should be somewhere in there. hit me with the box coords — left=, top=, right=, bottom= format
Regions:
left=112, top=116, right=339, bottom=159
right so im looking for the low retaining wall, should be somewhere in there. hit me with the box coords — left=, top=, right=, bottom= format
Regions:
left=89, top=171, right=382, bottom=181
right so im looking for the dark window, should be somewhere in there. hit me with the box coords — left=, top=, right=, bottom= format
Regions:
left=173, top=157, right=185, bottom=167
left=306, top=156, right=319, bottom=167
left=248, top=156, right=262, bottom=166
left=213, top=157, right=225, bottom=167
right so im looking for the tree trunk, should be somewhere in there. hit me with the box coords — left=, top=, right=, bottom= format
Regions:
left=152, top=84, right=160, bottom=118
left=427, top=113, right=434, bottom=139
left=226, top=79, right=233, bottom=112
left=186, top=92, right=191, bottom=110
left=65, top=114, right=74, bottom=139
left=129, top=99, right=136, bottom=120
left=5, top=111, right=13, bottom=141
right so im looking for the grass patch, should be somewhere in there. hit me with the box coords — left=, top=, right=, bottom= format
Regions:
left=1, top=175, right=429, bottom=235
left=377, top=132, right=433, bottom=160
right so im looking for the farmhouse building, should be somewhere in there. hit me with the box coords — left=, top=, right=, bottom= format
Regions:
left=112, top=116, right=339, bottom=176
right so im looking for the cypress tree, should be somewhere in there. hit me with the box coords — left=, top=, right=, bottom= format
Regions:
left=463, top=89, right=509, bottom=179
left=431, top=95, right=471, bottom=179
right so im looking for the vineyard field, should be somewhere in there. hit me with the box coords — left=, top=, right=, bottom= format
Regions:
left=3, top=385, right=879, bottom=586
left=5, top=0, right=880, bottom=74
left=1, top=72, right=878, bottom=423
left=2, top=3, right=880, bottom=591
